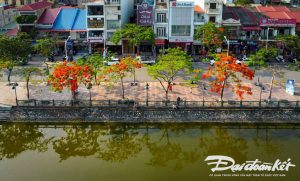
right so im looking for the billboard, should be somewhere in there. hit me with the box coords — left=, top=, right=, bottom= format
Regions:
left=260, top=18, right=296, bottom=26
left=137, top=2, right=153, bottom=26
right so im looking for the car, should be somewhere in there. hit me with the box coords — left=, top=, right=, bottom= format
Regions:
left=236, top=59, right=244, bottom=64
left=137, top=55, right=156, bottom=64
left=210, top=59, right=215, bottom=66
left=107, top=57, right=120, bottom=66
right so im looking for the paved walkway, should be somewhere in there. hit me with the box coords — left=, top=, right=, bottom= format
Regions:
left=0, top=81, right=298, bottom=106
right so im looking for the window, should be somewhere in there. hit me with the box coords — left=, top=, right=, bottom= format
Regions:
left=107, top=20, right=120, bottom=30
left=79, top=32, right=87, bottom=39
left=88, top=18, right=104, bottom=28
left=88, top=5, right=104, bottom=16
left=157, top=27, right=166, bottom=37
left=157, top=13, right=166, bottom=23
left=171, top=25, right=190, bottom=36
left=20, top=0, right=24, bottom=5
left=209, top=16, right=216, bottom=23
left=210, top=3, right=217, bottom=9
left=4, top=0, right=8, bottom=5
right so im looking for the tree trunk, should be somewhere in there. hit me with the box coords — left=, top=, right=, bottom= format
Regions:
left=26, top=79, right=30, bottom=99
left=220, top=80, right=226, bottom=101
left=165, top=82, right=170, bottom=106
left=268, top=71, right=276, bottom=101
left=7, top=68, right=12, bottom=84
left=133, top=69, right=136, bottom=83
left=72, top=91, right=76, bottom=100
left=94, top=73, right=97, bottom=85
left=121, top=77, right=125, bottom=99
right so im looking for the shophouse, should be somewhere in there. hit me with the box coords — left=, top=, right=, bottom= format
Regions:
left=85, top=0, right=134, bottom=54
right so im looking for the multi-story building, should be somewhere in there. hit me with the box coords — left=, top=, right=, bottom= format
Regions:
left=153, top=0, right=169, bottom=52
left=168, top=1, right=194, bottom=53
left=0, top=0, right=51, bottom=7
left=85, top=0, right=134, bottom=54
left=197, top=0, right=223, bottom=27
left=0, top=4, right=16, bottom=28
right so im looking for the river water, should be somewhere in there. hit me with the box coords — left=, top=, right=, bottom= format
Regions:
left=0, top=123, right=299, bottom=181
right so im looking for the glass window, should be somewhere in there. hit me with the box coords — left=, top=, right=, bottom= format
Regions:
left=88, top=6, right=104, bottom=16
left=209, top=16, right=216, bottom=23
left=157, top=13, right=166, bottom=23
left=156, top=27, right=166, bottom=37
left=210, top=3, right=216, bottom=9
left=171, top=25, right=191, bottom=36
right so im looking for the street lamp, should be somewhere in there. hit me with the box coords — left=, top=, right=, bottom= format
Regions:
left=224, top=36, right=230, bottom=56
left=11, top=82, right=19, bottom=105
left=65, top=36, right=71, bottom=61
left=202, top=82, right=207, bottom=106
left=145, top=83, right=149, bottom=106
left=258, top=83, right=265, bottom=107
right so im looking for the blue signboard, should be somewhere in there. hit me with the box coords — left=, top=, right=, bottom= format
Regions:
left=286, top=79, right=295, bottom=95
left=66, top=40, right=73, bottom=49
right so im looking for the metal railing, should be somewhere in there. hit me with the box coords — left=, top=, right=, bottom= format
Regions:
left=16, top=99, right=300, bottom=109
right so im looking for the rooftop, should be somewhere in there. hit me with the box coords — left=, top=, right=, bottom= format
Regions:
left=37, top=8, right=61, bottom=24
left=52, top=8, right=86, bottom=31
left=18, top=1, right=52, bottom=11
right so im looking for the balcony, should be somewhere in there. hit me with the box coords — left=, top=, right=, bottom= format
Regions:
left=207, top=8, right=219, bottom=14
left=105, top=0, right=120, bottom=5
left=155, top=19, right=168, bottom=23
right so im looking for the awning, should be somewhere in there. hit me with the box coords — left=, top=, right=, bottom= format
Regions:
left=242, top=27, right=261, bottom=31
left=155, top=39, right=167, bottom=45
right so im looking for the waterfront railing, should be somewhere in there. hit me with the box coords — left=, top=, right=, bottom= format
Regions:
left=15, top=99, right=300, bottom=108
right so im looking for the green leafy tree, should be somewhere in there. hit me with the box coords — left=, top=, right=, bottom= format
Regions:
left=21, top=67, right=40, bottom=99
left=0, top=59, right=14, bottom=85
left=111, top=24, right=155, bottom=54
left=276, top=35, right=300, bottom=56
left=194, top=22, right=224, bottom=52
left=0, top=33, right=32, bottom=65
left=234, top=0, right=250, bottom=6
left=77, top=54, right=103, bottom=84
left=147, top=48, right=192, bottom=102
left=247, top=47, right=277, bottom=84
left=34, top=38, right=55, bottom=57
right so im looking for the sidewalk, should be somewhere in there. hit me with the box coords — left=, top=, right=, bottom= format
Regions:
left=0, top=81, right=298, bottom=106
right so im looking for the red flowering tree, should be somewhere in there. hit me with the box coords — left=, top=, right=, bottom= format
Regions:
left=202, top=55, right=255, bottom=101
left=104, top=58, right=130, bottom=99
left=48, top=61, right=93, bottom=100
left=123, top=57, right=142, bottom=84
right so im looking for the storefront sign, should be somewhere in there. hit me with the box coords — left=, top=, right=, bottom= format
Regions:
left=169, top=37, right=193, bottom=43
left=286, top=79, right=295, bottom=95
left=88, top=37, right=104, bottom=43
left=137, top=2, right=153, bottom=26
left=170, top=1, right=194, bottom=7
left=260, top=18, right=296, bottom=26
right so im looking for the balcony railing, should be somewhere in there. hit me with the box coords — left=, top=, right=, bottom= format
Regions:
left=207, top=8, right=219, bottom=14
left=105, top=0, right=120, bottom=5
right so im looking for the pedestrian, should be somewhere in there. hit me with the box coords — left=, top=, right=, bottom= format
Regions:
left=177, top=97, right=181, bottom=106
left=169, top=84, right=173, bottom=91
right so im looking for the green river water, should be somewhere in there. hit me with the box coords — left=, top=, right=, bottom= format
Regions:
left=0, top=123, right=299, bottom=181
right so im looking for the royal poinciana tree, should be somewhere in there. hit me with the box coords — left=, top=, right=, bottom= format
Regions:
left=122, top=57, right=142, bottom=84
left=148, top=48, right=192, bottom=102
left=48, top=62, right=93, bottom=99
left=202, top=55, right=255, bottom=101
left=77, top=54, right=103, bottom=84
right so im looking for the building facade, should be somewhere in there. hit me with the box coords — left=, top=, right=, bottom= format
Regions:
left=85, top=0, right=134, bottom=54
left=0, top=4, right=16, bottom=28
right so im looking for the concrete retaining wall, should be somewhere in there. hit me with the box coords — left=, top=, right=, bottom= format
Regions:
left=9, top=106, right=300, bottom=123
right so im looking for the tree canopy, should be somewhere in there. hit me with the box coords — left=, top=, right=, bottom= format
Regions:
left=194, top=22, right=224, bottom=51
left=111, top=24, right=155, bottom=46
left=148, top=48, right=192, bottom=101
left=34, top=38, right=56, bottom=57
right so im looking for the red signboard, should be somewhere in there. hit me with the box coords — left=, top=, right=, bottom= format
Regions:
left=260, top=18, right=296, bottom=26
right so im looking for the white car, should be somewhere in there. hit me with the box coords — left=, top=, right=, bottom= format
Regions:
left=107, top=57, right=119, bottom=66
left=210, top=59, right=215, bottom=66
left=137, top=55, right=156, bottom=64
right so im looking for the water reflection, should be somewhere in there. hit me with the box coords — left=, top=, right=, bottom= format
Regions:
left=0, top=123, right=298, bottom=170
left=0, top=123, right=52, bottom=160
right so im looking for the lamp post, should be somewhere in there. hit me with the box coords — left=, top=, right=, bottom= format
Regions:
left=224, top=36, right=230, bottom=56
left=259, top=83, right=265, bottom=107
left=145, top=83, right=149, bottom=106
left=11, top=82, right=19, bottom=105
left=202, top=82, right=207, bottom=107
left=65, top=36, right=71, bottom=61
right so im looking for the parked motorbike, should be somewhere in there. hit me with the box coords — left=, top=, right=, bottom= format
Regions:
left=275, top=55, right=285, bottom=63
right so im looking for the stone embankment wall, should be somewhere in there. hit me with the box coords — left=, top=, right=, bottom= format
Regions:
left=9, top=107, right=300, bottom=123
